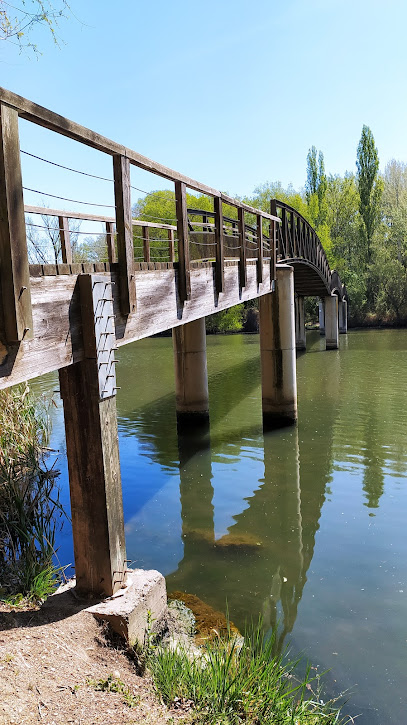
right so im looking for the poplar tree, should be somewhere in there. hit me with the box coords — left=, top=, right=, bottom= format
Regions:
left=356, top=125, right=383, bottom=264
left=305, top=146, right=327, bottom=226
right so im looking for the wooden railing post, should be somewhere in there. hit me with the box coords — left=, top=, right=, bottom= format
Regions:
left=113, top=154, right=136, bottom=315
left=168, top=228, right=175, bottom=262
left=59, top=215, right=72, bottom=264
left=105, top=220, right=116, bottom=264
left=175, top=181, right=191, bottom=302
left=214, top=196, right=224, bottom=294
left=256, top=213, right=263, bottom=284
left=0, top=102, right=33, bottom=342
left=238, top=206, right=247, bottom=288
left=142, top=225, right=150, bottom=263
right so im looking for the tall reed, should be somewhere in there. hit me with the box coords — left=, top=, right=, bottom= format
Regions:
left=0, top=384, right=64, bottom=602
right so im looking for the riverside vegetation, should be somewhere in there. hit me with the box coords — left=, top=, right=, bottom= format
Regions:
left=0, top=384, right=65, bottom=604
left=147, top=617, right=350, bottom=725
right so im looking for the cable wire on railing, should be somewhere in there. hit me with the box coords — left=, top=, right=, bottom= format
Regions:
left=25, top=221, right=107, bottom=235
left=190, top=239, right=216, bottom=246
left=23, top=187, right=116, bottom=208
left=21, top=150, right=149, bottom=195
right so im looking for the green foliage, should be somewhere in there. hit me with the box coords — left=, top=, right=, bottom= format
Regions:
left=149, top=622, right=350, bottom=724
left=206, top=305, right=244, bottom=334
left=250, top=181, right=309, bottom=220
left=356, top=125, right=383, bottom=264
left=0, top=385, right=65, bottom=603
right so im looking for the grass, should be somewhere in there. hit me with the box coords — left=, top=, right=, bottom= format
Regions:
left=0, top=383, right=65, bottom=603
left=87, top=674, right=140, bottom=708
left=148, top=623, right=351, bottom=725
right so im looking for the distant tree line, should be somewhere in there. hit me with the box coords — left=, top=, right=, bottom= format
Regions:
left=26, top=125, right=407, bottom=330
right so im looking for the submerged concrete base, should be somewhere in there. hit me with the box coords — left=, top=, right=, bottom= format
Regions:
left=87, top=568, right=167, bottom=647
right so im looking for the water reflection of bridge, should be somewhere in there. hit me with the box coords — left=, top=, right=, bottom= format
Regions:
left=121, top=338, right=340, bottom=648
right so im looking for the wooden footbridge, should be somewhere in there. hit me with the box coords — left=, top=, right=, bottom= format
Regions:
left=0, top=87, right=347, bottom=599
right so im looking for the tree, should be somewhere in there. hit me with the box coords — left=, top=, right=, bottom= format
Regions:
left=305, top=147, right=328, bottom=227
left=356, top=125, right=383, bottom=264
left=26, top=212, right=80, bottom=264
left=370, top=159, right=407, bottom=322
left=0, top=0, right=70, bottom=53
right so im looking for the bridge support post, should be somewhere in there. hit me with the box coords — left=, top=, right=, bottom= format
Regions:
left=325, top=295, right=339, bottom=349
left=173, top=317, right=209, bottom=429
left=260, top=264, right=297, bottom=427
left=339, top=299, right=348, bottom=334
left=59, top=275, right=126, bottom=598
left=318, top=300, right=325, bottom=335
left=295, top=295, right=306, bottom=350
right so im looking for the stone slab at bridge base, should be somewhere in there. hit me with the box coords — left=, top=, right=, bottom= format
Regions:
left=86, top=569, right=167, bottom=647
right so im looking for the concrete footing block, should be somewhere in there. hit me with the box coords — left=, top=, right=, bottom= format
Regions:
left=87, top=569, right=167, bottom=647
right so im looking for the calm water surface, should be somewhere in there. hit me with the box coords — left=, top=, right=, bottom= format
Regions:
left=32, top=329, right=407, bottom=724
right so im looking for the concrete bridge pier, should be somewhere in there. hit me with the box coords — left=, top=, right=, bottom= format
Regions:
left=173, top=317, right=209, bottom=429
left=295, top=295, right=306, bottom=350
left=260, top=264, right=297, bottom=428
left=324, top=295, right=339, bottom=349
left=339, top=299, right=348, bottom=334
left=318, top=300, right=325, bottom=335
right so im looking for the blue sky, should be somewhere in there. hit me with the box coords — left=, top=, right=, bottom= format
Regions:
left=1, top=0, right=406, bottom=223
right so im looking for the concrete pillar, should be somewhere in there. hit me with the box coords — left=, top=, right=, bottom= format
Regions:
left=173, top=316, right=209, bottom=428
left=259, top=264, right=297, bottom=427
left=294, top=295, right=306, bottom=351
left=339, top=299, right=348, bottom=334
left=325, top=295, right=339, bottom=349
left=318, top=299, right=325, bottom=335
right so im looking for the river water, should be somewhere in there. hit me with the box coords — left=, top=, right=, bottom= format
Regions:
left=32, top=329, right=407, bottom=724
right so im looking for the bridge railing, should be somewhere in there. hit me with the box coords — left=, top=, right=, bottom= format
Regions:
left=0, top=86, right=280, bottom=344
left=24, top=204, right=177, bottom=268
left=186, top=207, right=276, bottom=286
left=271, top=199, right=332, bottom=288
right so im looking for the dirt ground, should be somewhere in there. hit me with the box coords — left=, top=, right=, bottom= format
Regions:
left=0, top=588, right=186, bottom=725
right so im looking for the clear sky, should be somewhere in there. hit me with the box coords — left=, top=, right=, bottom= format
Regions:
left=1, top=0, right=406, bottom=221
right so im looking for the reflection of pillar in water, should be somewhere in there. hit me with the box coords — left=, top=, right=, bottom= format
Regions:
left=177, top=427, right=215, bottom=552
left=262, top=426, right=304, bottom=652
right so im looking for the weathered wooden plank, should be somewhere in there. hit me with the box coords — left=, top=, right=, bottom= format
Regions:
left=0, top=261, right=272, bottom=389
left=113, top=154, right=136, bottom=316
left=59, top=215, right=72, bottom=264
left=175, top=181, right=191, bottom=302
left=256, top=214, right=263, bottom=284
left=142, top=225, right=150, bottom=263
left=0, top=103, right=33, bottom=342
left=105, top=220, right=116, bottom=264
left=168, top=228, right=175, bottom=262
left=214, top=196, right=224, bottom=294
left=238, top=207, right=247, bottom=289
left=57, top=263, right=71, bottom=275
left=24, top=204, right=176, bottom=231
